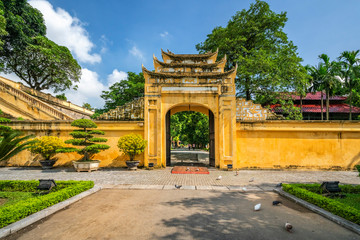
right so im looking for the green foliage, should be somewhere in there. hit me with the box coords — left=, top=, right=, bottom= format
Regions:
left=55, top=93, right=67, bottom=101
left=196, top=0, right=308, bottom=101
left=29, top=136, right=65, bottom=160
left=71, top=119, right=97, bottom=129
left=82, top=103, right=94, bottom=111
left=0, top=130, right=35, bottom=162
left=282, top=184, right=360, bottom=225
left=117, top=134, right=147, bottom=161
left=100, top=72, right=144, bottom=111
left=356, top=165, right=360, bottom=176
left=265, top=96, right=302, bottom=120
left=0, top=1, right=7, bottom=52
left=170, top=111, right=209, bottom=147
left=57, top=119, right=110, bottom=161
left=0, top=1, right=80, bottom=92
left=0, top=180, right=94, bottom=228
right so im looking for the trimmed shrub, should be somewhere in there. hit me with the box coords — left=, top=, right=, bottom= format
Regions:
left=117, top=133, right=147, bottom=161
left=282, top=184, right=360, bottom=225
left=0, top=180, right=94, bottom=228
left=29, top=136, right=65, bottom=160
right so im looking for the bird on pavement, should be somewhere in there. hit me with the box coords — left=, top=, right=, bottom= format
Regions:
left=275, top=183, right=282, bottom=188
left=254, top=203, right=261, bottom=211
left=235, top=171, right=239, bottom=176
left=249, top=177, right=254, bottom=182
left=186, top=167, right=190, bottom=171
left=285, top=222, right=293, bottom=232
left=175, top=184, right=182, bottom=189
left=196, top=168, right=200, bottom=171
left=242, top=187, right=247, bottom=192
left=272, top=200, right=282, bottom=206
left=216, top=176, right=222, bottom=180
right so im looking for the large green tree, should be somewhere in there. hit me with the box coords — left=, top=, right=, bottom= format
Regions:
left=100, top=72, right=145, bottom=111
left=0, top=0, right=81, bottom=92
left=338, top=50, right=360, bottom=120
left=196, top=0, right=307, bottom=102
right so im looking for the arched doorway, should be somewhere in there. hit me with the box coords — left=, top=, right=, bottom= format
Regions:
left=165, top=108, right=215, bottom=167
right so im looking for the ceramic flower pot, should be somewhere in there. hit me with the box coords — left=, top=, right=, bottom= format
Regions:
left=39, top=160, right=56, bottom=169
left=73, top=160, right=100, bottom=172
left=126, top=160, right=140, bottom=170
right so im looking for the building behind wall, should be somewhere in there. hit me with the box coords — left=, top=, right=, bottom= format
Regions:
left=271, top=91, right=360, bottom=120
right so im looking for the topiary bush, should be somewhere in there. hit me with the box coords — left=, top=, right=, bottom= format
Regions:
left=57, top=119, right=110, bottom=161
left=117, top=133, right=147, bottom=161
left=29, top=136, right=65, bottom=160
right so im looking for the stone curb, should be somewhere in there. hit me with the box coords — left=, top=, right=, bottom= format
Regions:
left=0, top=185, right=102, bottom=239
left=273, top=188, right=360, bottom=235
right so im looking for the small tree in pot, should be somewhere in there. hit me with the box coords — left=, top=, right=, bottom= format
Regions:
left=29, top=136, right=65, bottom=169
left=117, top=133, right=147, bottom=170
left=57, top=119, right=110, bottom=172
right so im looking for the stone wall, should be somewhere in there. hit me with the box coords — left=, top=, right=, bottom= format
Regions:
left=1, top=121, right=144, bottom=168
left=236, top=121, right=360, bottom=170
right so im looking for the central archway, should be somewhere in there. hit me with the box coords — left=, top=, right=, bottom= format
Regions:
left=165, top=105, right=215, bottom=167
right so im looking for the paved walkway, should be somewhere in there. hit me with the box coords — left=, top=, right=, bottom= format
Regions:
left=0, top=167, right=358, bottom=191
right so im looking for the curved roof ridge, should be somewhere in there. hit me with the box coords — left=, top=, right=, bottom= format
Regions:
left=161, top=48, right=218, bottom=59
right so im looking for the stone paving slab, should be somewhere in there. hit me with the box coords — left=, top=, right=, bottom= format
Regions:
left=211, top=186, right=228, bottom=191
left=196, top=185, right=212, bottom=190
left=181, top=185, right=196, bottom=190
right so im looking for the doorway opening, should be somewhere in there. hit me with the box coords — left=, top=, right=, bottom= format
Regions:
left=166, top=109, right=215, bottom=167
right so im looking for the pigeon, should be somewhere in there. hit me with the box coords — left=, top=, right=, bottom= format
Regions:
left=254, top=203, right=261, bottom=211
left=186, top=167, right=190, bottom=171
left=275, top=183, right=282, bottom=188
left=242, top=187, right=247, bottom=192
left=175, top=184, right=182, bottom=189
left=285, top=222, right=293, bottom=232
left=216, top=176, right=222, bottom=180
left=272, top=200, right=282, bottom=206
left=235, top=171, right=239, bottom=176
left=196, top=168, right=200, bottom=171
left=249, top=177, right=254, bottom=182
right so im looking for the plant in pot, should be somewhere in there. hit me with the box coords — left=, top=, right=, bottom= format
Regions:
left=29, top=136, right=65, bottom=169
left=57, top=119, right=110, bottom=172
left=117, top=133, right=147, bottom=170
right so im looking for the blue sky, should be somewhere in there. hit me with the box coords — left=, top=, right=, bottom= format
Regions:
left=8, top=0, right=360, bottom=108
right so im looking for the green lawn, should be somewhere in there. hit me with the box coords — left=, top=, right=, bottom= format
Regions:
left=282, top=183, right=360, bottom=225
left=0, top=180, right=94, bottom=228
left=0, top=191, right=35, bottom=208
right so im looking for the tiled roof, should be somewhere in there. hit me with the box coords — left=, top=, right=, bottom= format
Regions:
left=291, top=92, right=346, bottom=101
left=271, top=103, right=360, bottom=113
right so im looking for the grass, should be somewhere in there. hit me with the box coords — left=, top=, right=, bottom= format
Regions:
left=334, top=193, right=360, bottom=211
left=0, top=180, right=94, bottom=228
left=0, top=191, right=35, bottom=208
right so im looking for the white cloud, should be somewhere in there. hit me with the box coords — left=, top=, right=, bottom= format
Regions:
left=160, top=31, right=169, bottom=38
left=107, top=70, right=128, bottom=87
left=129, top=46, right=144, bottom=61
left=29, top=0, right=101, bottom=64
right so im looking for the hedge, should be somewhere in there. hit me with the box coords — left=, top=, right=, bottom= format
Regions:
left=282, top=184, right=360, bottom=225
left=0, top=180, right=94, bottom=228
left=287, top=183, right=360, bottom=194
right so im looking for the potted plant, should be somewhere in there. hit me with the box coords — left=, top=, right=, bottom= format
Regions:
left=117, top=133, right=147, bottom=170
left=29, top=136, right=65, bottom=169
left=57, top=119, right=110, bottom=172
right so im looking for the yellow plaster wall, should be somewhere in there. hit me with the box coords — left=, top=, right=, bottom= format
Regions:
left=0, top=121, right=144, bottom=168
left=236, top=121, right=360, bottom=170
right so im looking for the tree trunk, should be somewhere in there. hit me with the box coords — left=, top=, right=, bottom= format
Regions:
left=321, top=91, right=324, bottom=121
left=300, top=95, right=303, bottom=114
left=349, top=87, right=353, bottom=120
left=326, top=89, right=330, bottom=120
left=245, top=77, right=251, bottom=100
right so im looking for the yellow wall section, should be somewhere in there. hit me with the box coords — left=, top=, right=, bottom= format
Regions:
left=236, top=121, right=360, bottom=170
left=0, top=121, right=144, bottom=168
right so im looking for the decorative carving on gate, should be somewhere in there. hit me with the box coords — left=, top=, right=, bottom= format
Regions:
left=236, top=98, right=278, bottom=121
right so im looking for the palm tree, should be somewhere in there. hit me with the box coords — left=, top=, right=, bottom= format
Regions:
left=338, top=50, right=360, bottom=120
left=318, top=54, right=340, bottom=120
left=306, top=64, right=326, bottom=120
left=0, top=130, right=35, bottom=162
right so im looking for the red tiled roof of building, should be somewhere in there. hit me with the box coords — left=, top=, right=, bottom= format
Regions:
left=291, top=92, right=346, bottom=101
left=271, top=103, right=360, bottom=113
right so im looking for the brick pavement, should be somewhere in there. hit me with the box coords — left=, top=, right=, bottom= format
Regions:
left=0, top=167, right=358, bottom=191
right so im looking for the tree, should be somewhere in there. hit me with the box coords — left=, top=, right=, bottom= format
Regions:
left=55, top=93, right=67, bottom=101
left=4, top=36, right=81, bottom=92
left=0, top=0, right=81, bottom=92
left=29, top=136, right=65, bottom=161
left=57, top=119, right=110, bottom=162
left=100, top=72, right=144, bottom=111
left=338, top=50, right=360, bottom=120
left=196, top=0, right=307, bottom=101
left=82, top=103, right=93, bottom=111
left=0, top=1, right=7, bottom=52
left=306, top=64, right=326, bottom=120
left=318, top=54, right=341, bottom=120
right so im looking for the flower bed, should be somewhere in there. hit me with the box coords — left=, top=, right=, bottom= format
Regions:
left=0, top=180, right=94, bottom=228
left=282, top=183, right=360, bottom=225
